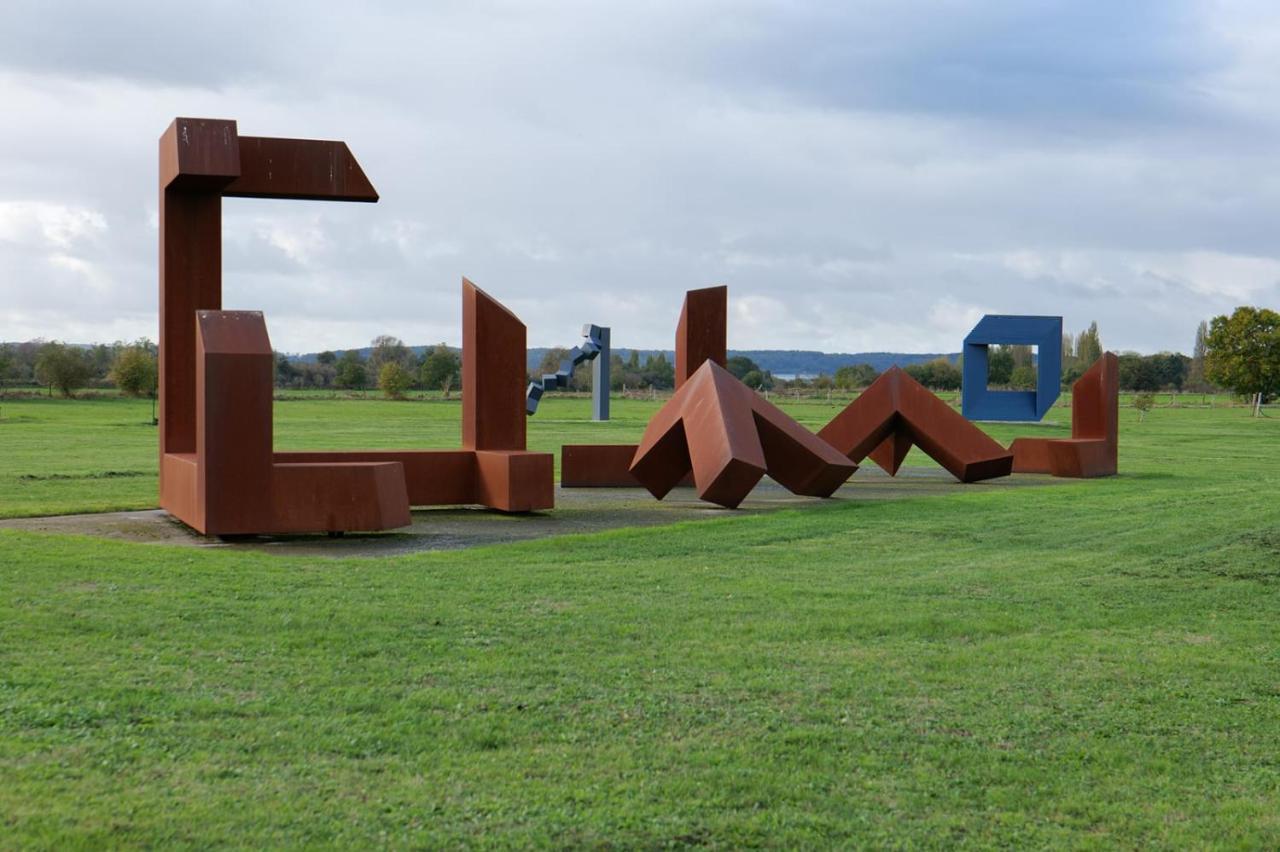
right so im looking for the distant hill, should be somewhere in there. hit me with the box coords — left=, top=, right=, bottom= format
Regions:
left=291, top=345, right=958, bottom=377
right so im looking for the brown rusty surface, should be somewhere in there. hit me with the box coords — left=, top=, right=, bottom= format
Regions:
left=271, top=462, right=411, bottom=533
left=630, top=361, right=856, bottom=508
left=462, top=278, right=528, bottom=452
left=159, top=117, right=240, bottom=191
left=1011, top=352, right=1118, bottom=478
left=275, top=450, right=477, bottom=505
left=561, top=445, right=695, bottom=488
left=195, top=311, right=274, bottom=534
left=157, top=119, right=552, bottom=535
left=675, top=285, right=727, bottom=389
left=562, top=444, right=645, bottom=487
left=819, top=366, right=1013, bottom=483
left=225, top=137, right=379, bottom=201
left=475, top=451, right=555, bottom=512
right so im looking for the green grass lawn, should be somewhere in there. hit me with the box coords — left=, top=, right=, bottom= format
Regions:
left=2, top=394, right=1279, bottom=847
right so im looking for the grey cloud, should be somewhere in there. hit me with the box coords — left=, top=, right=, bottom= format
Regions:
left=2, top=1, right=1279, bottom=356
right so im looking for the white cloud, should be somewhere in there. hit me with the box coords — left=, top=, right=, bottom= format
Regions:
left=0, top=201, right=106, bottom=249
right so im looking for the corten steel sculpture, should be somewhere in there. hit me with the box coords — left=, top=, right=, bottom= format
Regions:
left=562, top=284, right=728, bottom=487
left=1009, top=352, right=1118, bottom=477
left=962, top=315, right=1063, bottom=421
left=676, top=285, right=728, bottom=388
left=159, top=117, right=552, bottom=536
left=818, top=366, right=1014, bottom=482
left=525, top=324, right=610, bottom=420
left=628, top=360, right=856, bottom=508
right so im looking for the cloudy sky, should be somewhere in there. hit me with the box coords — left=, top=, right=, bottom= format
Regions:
left=2, top=0, right=1278, bottom=355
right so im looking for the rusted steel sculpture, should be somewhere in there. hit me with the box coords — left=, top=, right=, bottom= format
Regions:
left=629, top=361, right=856, bottom=508
left=561, top=284, right=730, bottom=488
left=159, top=117, right=551, bottom=536
left=818, top=367, right=1013, bottom=482
left=676, top=285, right=728, bottom=388
left=1009, top=352, right=1118, bottom=477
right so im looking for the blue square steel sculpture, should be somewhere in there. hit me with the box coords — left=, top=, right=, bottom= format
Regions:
left=962, top=315, right=1062, bottom=421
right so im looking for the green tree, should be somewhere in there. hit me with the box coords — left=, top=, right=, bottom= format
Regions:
left=726, top=355, right=760, bottom=381
left=369, top=335, right=411, bottom=383
left=378, top=362, right=413, bottom=399
left=538, top=347, right=570, bottom=376
left=419, top=343, right=461, bottom=397
left=109, top=342, right=158, bottom=397
left=1009, top=364, right=1037, bottom=390
left=1133, top=392, right=1155, bottom=423
left=1205, top=306, right=1280, bottom=416
left=1076, top=321, right=1103, bottom=368
left=34, top=342, right=92, bottom=397
left=0, top=343, right=13, bottom=387
left=334, top=350, right=368, bottom=390
left=906, top=357, right=961, bottom=391
left=1188, top=320, right=1210, bottom=391
left=641, top=353, right=675, bottom=389
left=1008, top=344, right=1034, bottom=370
left=741, top=369, right=772, bottom=390
left=834, top=363, right=879, bottom=390
left=275, top=353, right=297, bottom=388
left=987, top=347, right=1015, bottom=386
left=316, top=350, right=337, bottom=366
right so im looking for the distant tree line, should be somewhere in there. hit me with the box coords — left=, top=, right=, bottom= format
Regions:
left=5, top=308, right=1276, bottom=409
left=0, top=339, right=157, bottom=398
left=789, top=318, right=1241, bottom=396
left=275, top=336, right=464, bottom=400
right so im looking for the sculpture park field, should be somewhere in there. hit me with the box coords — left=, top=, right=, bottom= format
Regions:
left=1, top=394, right=1278, bottom=847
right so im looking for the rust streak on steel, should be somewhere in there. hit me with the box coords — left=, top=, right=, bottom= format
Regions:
left=1010, top=352, right=1118, bottom=478
left=818, top=366, right=1013, bottom=483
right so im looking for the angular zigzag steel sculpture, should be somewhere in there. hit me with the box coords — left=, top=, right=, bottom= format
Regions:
left=628, top=361, right=857, bottom=509
left=158, top=117, right=551, bottom=536
left=817, top=367, right=1014, bottom=483
left=1009, top=352, right=1118, bottom=478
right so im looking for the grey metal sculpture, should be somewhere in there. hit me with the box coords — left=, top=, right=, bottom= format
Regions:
left=526, top=324, right=610, bottom=420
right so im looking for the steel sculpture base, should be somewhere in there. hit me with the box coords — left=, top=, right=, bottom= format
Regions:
left=818, top=366, right=1013, bottom=482
left=561, top=444, right=694, bottom=488
left=1009, top=352, right=1118, bottom=477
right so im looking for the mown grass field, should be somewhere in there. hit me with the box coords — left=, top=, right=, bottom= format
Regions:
left=1, top=393, right=1279, bottom=847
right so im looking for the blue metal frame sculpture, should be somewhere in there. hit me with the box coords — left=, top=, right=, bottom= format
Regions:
left=526, top=324, right=610, bottom=420
left=962, top=315, right=1062, bottom=421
